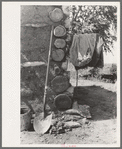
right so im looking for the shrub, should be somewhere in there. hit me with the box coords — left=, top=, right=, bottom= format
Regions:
left=110, top=64, right=117, bottom=75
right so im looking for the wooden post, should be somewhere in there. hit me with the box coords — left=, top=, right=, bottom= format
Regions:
left=76, top=69, right=78, bottom=87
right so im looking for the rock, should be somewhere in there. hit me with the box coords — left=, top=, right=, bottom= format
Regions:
left=49, top=126, right=57, bottom=134
left=63, top=71, right=70, bottom=80
left=62, top=6, right=71, bottom=16
left=63, top=109, right=84, bottom=117
left=62, top=114, right=82, bottom=122
left=72, top=101, right=79, bottom=110
left=23, top=23, right=49, bottom=27
left=57, top=128, right=65, bottom=134
left=78, top=105, right=92, bottom=118
left=21, top=61, right=46, bottom=67
left=63, top=121, right=81, bottom=128
left=57, top=121, right=64, bottom=128
left=77, top=118, right=88, bottom=125
left=51, top=119, right=57, bottom=126
left=66, top=86, right=74, bottom=94
left=61, top=60, right=68, bottom=71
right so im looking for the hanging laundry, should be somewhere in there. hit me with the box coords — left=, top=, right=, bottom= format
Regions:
left=87, top=34, right=104, bottom=69
left=70, top=33, right=104, bottom=70
left=67, top=56, right=76, bottom=72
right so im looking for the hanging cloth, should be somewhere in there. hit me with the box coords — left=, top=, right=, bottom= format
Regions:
left=70, top=33, right=104, bottom=70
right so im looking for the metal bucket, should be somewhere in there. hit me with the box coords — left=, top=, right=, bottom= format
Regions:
left=20, top=107, right=32, bottom=131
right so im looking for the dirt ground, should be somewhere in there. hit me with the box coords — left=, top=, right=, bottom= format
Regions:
left=20, top=76, right=117, bottom=145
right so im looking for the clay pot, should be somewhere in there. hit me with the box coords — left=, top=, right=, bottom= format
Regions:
left=20, top=107, right=32, bottom=131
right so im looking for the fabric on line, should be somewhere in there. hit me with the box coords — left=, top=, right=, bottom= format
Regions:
left=69, top=33, right=104, bottom=70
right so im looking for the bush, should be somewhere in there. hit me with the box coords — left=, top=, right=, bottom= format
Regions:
left=110, top=64, right=117, bottom=75
left=89, top=68, right=100, bottom=78
left=81, top=65, right=117, bottom=83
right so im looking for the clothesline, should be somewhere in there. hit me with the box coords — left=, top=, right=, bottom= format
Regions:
left=69, top=33, right=104, bottom=70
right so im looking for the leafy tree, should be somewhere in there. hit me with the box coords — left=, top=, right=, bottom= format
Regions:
left=70, top=5, right=117, bottom=52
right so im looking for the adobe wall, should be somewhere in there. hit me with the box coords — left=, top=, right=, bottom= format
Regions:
left=21, top=5, right=71, bottom=110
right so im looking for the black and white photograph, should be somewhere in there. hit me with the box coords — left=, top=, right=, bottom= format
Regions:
left=2, top=1, right=120, bottom=147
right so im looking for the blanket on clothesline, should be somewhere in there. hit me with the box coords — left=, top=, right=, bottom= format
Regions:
left=69, top=33, right=104, bottom=70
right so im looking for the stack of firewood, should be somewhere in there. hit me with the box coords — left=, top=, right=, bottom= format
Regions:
left=48, top=6, right=74, bottom=110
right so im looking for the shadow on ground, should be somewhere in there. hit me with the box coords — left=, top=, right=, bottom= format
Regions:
left=73, top=85, right=117, bottom=121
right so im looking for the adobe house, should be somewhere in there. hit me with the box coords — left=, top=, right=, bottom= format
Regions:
left=21, top=5, right=104, bottom=113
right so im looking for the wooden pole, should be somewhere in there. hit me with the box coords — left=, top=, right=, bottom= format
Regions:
left=76, top=69, right=78, bottom=87
left=43, top=26, right=54, bottom=117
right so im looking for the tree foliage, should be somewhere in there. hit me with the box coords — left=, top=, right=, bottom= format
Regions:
left=70, top=5, right=117, bottom=52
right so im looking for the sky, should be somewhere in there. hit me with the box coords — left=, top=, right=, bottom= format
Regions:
left=104, top=41, right=117, bottom=64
